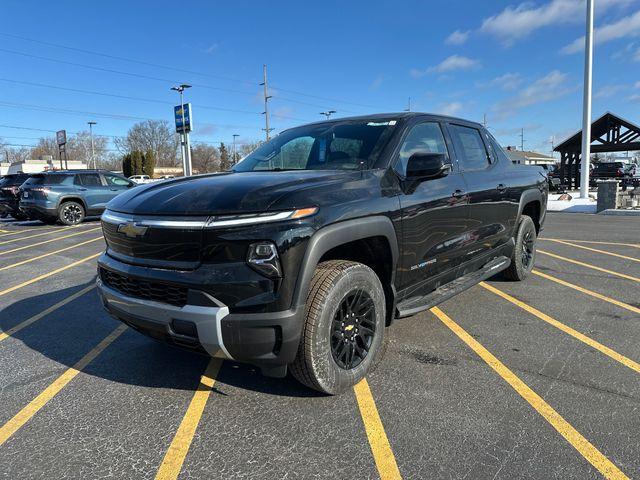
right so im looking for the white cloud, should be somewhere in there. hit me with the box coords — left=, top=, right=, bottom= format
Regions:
left=561, top=9, right=640, bottom=54
left=594, top=84, right=626, bottom=98
left=369, top=75, right=384, bottom=90
left=635, top=81, right=640, bottom=88
left=479, top=72, right=523, bottom=91
left=480, top=0, right=635, bottom=45
left=630, top=94, right=640, bottom=101
left=445, top=30, right=470, bottom=45
left=436, top=101, right=464, bottom=116
left=494, top=71, right=574, bottom=117
left=203, top=43, right=219, bottom=54
left=413, top=55, right=480, bottom=76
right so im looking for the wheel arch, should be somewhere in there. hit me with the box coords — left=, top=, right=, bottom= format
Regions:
left=517, top=189, right=544, bottom=233
left=292, top=216, right=399, bottom=323
left=57, top=196, right=87, bottom=212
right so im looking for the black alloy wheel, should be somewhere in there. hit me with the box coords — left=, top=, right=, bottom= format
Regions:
left=331, top=289, right=376, bottom=370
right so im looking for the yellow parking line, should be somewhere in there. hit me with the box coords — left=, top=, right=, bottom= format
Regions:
left=532, top=270, right=640, bottom=316
left=0, top=324, right=126, bottom=446
left=0, top=225, right=82, bottom=245
left=430, top=307, right=629, bottom=480
left=156, top=358, right=223, bottom=480
left=543, top=239, right=640, bottom=264
left=0, top=237, right=103, bottom=272
left=0, top=227, right=102, bottom=257
left=354, top=378, right=402, bottom=480
left=479, top=282, right=640, bottom=374
left=0, top=226, right=62, bottom=237
left=0, top=252, right=101, bottom=297
left=538, top=249, right=640, bottom=283
left=0, top=284, right=95, bottom=343
left=541, top=238, right=640, bottom=250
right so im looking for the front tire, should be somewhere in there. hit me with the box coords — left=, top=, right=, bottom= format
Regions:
left=503, top=215, right=537, bottom=281
left=290, top=260, right=387, bottom=395
left=58, top=201, right=85, bottom=226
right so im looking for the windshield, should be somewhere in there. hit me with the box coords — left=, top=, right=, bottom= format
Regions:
left=233, top=120, right=398, bottom=172
left=23, top=174, right=73, bottom=186
left=0, top=174, right=29, bottom=187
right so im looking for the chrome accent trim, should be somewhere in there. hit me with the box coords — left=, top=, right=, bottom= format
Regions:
left=97, top=278, right=233, bottom=359
left=205, top=210, right=294, bottom=228
left=101, top=211, right=208, bottom=229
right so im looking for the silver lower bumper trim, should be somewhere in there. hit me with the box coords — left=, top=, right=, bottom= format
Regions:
left=97, top=278, right=233, bottom=359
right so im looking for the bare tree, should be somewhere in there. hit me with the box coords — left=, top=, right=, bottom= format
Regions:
left=115, top=120, right=179, bottom=167
left=191, top=143, right=220, bottom=173
left=28, top=132, right=108, bottom=167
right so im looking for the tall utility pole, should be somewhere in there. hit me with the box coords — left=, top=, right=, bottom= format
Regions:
left=405, top=97, right=412, bottom=112
left=260, top=64, right=274, bottom=141
left=580, top=0, right=595, bottom=198
left=520, top=128, right=525, bottom=151
left=232, top=134, right=239, bottom=163
left=483, top=114, right=487, bottom=128
left=88, top=121, right=97, bottom=169
left=171, top=84, right=192, bottom=176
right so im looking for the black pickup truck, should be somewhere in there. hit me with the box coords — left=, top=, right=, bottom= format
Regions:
left=97, top=113, right=547, bottom=394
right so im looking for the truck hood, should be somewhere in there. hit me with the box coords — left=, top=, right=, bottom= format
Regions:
left=106, top=170, right=359, bottom=216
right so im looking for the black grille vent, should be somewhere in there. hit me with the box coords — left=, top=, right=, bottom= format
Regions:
left=100, top=268, right=188, bottom=307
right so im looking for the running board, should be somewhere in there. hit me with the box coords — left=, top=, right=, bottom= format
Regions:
left=395, top=256, right=511, bottom=318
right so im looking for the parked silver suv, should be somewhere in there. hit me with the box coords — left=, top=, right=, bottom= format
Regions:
left=20, top=170, right=135, bottom=225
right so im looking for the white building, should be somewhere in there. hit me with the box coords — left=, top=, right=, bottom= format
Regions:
left=5, top=157, right=88, bottom=175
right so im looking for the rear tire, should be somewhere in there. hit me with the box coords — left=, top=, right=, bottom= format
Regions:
left=58, top=201, right=85, bottom=226
left=503, top=215, right=537, bottom=281
left=290, top=260, right=387, bottom=395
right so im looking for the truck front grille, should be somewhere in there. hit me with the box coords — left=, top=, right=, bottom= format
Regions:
left=100, top=267, right=188, bottom=307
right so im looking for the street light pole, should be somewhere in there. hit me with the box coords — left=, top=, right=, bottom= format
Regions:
left=171, top=84, right=192, bottom=176
left=88, top=121, right=97, bottom=169
left=580, top=0, right=595, bottom=198
left=232, top=134, right=239, bottom=164
left=320, top=110, right=337, bottom=119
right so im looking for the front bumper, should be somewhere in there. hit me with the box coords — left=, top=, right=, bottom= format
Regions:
left=97, top=277, right=232, bottom=358
left=96, top=253, right=305, bottom=374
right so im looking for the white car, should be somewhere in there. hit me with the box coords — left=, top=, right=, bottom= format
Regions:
left=128, top=175, right=153, bottom=184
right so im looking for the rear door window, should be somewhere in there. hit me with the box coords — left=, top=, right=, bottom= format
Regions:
left=449, top=124, right=491, bottom=171
left=76, top=173, right=103, bottom=187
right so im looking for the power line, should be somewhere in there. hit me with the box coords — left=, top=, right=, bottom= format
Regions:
left=0, top=45, right=385, bottom=113
left=0, top=32, right=259, bottom=86
left=0, top=123, right=252, bottom=146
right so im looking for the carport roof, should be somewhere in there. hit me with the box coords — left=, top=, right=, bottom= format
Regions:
left=554, top=112, right=640, bottom=154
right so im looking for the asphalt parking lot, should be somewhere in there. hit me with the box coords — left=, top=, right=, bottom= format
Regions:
left=0, top=213, right=638, bottom=479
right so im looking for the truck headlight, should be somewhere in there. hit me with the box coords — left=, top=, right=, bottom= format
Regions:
left=247, top=242, right=282, bottom=278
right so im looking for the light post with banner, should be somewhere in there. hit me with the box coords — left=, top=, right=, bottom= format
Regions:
left=171, top=84, right=193, bottom=177
left=56, top=130, right=67, bottom=170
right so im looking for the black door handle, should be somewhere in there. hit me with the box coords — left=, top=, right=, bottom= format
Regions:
left=497, top=184, right=508, bottom=193
left=452, top=189, right=466, bottom=198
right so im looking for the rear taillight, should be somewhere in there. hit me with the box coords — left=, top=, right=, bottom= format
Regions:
left=1, top=186, right=19, bottom=195
left=31, top=186, right=50, bottom=198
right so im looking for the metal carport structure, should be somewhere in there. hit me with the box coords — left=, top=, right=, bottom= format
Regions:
left=554, top=112, right=640, bottom=189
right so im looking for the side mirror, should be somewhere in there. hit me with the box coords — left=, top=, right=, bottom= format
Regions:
left=406, top=152, right=449, bottom=180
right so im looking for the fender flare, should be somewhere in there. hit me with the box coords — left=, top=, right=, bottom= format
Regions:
left=515, top=188, right=543, bottom=231
left=291, top=216, right=399, bottom=308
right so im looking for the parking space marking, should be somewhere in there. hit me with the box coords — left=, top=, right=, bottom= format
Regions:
left=480, top=282, right=640, bottom=374
left=0, top=227, right=102, bottom=257
left=538, top=249, right=640, bottom=283
left=0, top=225, right=63, bottom=238
left=541, top=238, right=640, bottom=250
left=155, top=358, right=222, bottom=480
left=0, top=284, right=95, bottom=343
left=430, top=307, right=629, bottom=480
left=532, top=270, right=640, bottom=316
left=354, top=378, right=402, bottom=480
left=0, top=225, right=84, bottom=245
left=0, top=252, right=101, bottom=297
left=543, top=239, right=640, bottom=264
left=0, top=237, right=103, bottom=272
left=0, top=324, right=126, bottom=447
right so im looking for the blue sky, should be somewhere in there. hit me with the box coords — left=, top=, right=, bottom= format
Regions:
left=1, top=0, right=639, bottom=157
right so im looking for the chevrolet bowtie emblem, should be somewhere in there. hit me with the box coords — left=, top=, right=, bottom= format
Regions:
left=117, top=222, right=148, bottom=238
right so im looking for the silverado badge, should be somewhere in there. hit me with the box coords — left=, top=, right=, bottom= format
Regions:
left=117, top=222, right=148, bottom=238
